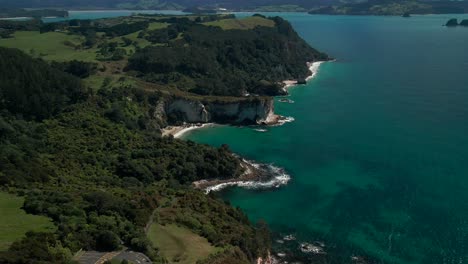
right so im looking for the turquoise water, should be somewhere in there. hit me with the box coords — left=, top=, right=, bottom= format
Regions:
left=184, top=14, right=468, bottom=264
left=42, top=10, right=187, bottom=23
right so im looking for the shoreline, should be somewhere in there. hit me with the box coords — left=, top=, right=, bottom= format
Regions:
left=282, top=61, right=325, bottom=92
left=161, top=123, right=214, bottom=138
left=161, top=61, right=326, bottom=138
left=193, top=158, right=291, bottom=193
left=306, top=61, right=325, bottom=81
left=163, top=61, right=327, bottom=191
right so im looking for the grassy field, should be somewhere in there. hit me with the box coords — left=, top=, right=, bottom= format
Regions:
left=148, top=22, right=169, bottom=31
left=0, top=192, right=55, bottom=251
left=117, top=22, right=169, bottom=53
left=203, top=16, right=275, bottom=30
left=148, top=223, right=218, bottom=263
left=0, top=31, right=98, bottom=62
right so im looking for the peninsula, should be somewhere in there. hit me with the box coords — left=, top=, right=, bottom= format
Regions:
left=0, top=13, right=328, bottom=264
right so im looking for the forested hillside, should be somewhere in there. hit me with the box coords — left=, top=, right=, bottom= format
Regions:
left=0, top=14, right=326, bottom=97
left=0, top=48, right=85, bottom=120
left=127, top=15, right=328, bottom=96
left=0, top=12, right=326, bottom=263
left=0, top=46, right=270, bottom=263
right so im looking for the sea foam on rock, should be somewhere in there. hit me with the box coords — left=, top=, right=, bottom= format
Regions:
left=193, top=158, right=291, bottom=193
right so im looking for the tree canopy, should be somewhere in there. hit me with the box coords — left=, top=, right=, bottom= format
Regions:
left=127, top=16, right=329, bottom=96
left=0, top=46, right=269, bottom=263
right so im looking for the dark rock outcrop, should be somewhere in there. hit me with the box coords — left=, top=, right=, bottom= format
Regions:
left=446, top=18, right=459, bottom=27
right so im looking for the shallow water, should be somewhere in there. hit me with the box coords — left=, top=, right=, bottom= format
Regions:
left=184, top=14, right=468, bottom=264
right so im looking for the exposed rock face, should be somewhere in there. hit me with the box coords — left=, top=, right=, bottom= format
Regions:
left=165, top=97, right=277, bottom=125
left=167, top=99, right=211, bottom=123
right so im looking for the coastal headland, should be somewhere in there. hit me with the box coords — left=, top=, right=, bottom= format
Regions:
left=163, top=61, right=326, bottom=139
left=0, top=12, right=329, bottom=264
left=167, top=61, right=327, bottom=193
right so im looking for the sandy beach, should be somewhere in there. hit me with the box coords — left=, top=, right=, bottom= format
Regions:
left=282, top=61, right=325, bottom=92
left=306, top=61, right=324, bottom=81
left=161, top=123, right=214, bottom=138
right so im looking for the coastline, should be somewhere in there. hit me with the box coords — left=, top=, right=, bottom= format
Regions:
left=306, top=61, right=324, bottom=81
left=282, top=61, right=325, bottom=92
left=193, top=158, right=291, bottom=193
left=165, top=60, right=327, bottom=192
left=161, top=60, right=326, bottom=138
left=161, top=123, right=214, bottom=138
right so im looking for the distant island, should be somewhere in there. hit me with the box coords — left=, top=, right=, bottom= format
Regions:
left=308, top=1, right=468, bottom=16
left=445, top=18, right=468, bottom=27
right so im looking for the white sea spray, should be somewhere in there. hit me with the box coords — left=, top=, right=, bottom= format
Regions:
left=204, top=160, right=291, bottom=193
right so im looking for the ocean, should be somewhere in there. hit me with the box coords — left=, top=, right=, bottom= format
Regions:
left=183, top=13, right=468, bottom=264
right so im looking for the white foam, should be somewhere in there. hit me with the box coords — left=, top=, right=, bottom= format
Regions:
left=173, top=123, right=214, bottom=138
left=299, top=242, right=326, bottom=254
left=306, top=61, right=325, bottom=81
left=281, top=61, right=325, bottom=92
left=204, top=161, right=291, bottom=193
left=270, top=116, right=295, bottom=127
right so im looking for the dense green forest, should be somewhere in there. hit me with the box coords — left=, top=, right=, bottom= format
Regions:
left=0, top=13, right=325, bottom=263
left=0, top=48, right=85, bottom=120
left=0, top=14, right=327, bottom=96
left=0, top=46, right=270, bottom=263
left=0, top=19, right=40, bottom=38
left=127, top=16, right=328, bottom=96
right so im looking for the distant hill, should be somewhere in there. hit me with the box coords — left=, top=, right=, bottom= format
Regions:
left=0, top=8, right=68, bottom=18
left=0, top=0, right=467, bottom=14
left=309, top=0, right=468, bottom=15
left=0, top=0, right=338, bottom=9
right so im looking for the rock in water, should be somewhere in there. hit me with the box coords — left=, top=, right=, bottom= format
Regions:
left=446, top=18, right=459, bottom=27
left=296, top=78, right=307, bottom=84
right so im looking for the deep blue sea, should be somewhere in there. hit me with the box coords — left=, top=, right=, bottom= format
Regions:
left=184, top=13, right=468, bottom=264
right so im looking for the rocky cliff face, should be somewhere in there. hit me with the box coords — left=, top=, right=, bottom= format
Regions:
left=164, top=97, right=277, bottom=125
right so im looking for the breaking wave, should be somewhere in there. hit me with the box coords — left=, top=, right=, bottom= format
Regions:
left=205, top=160, right=291, bottom=193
